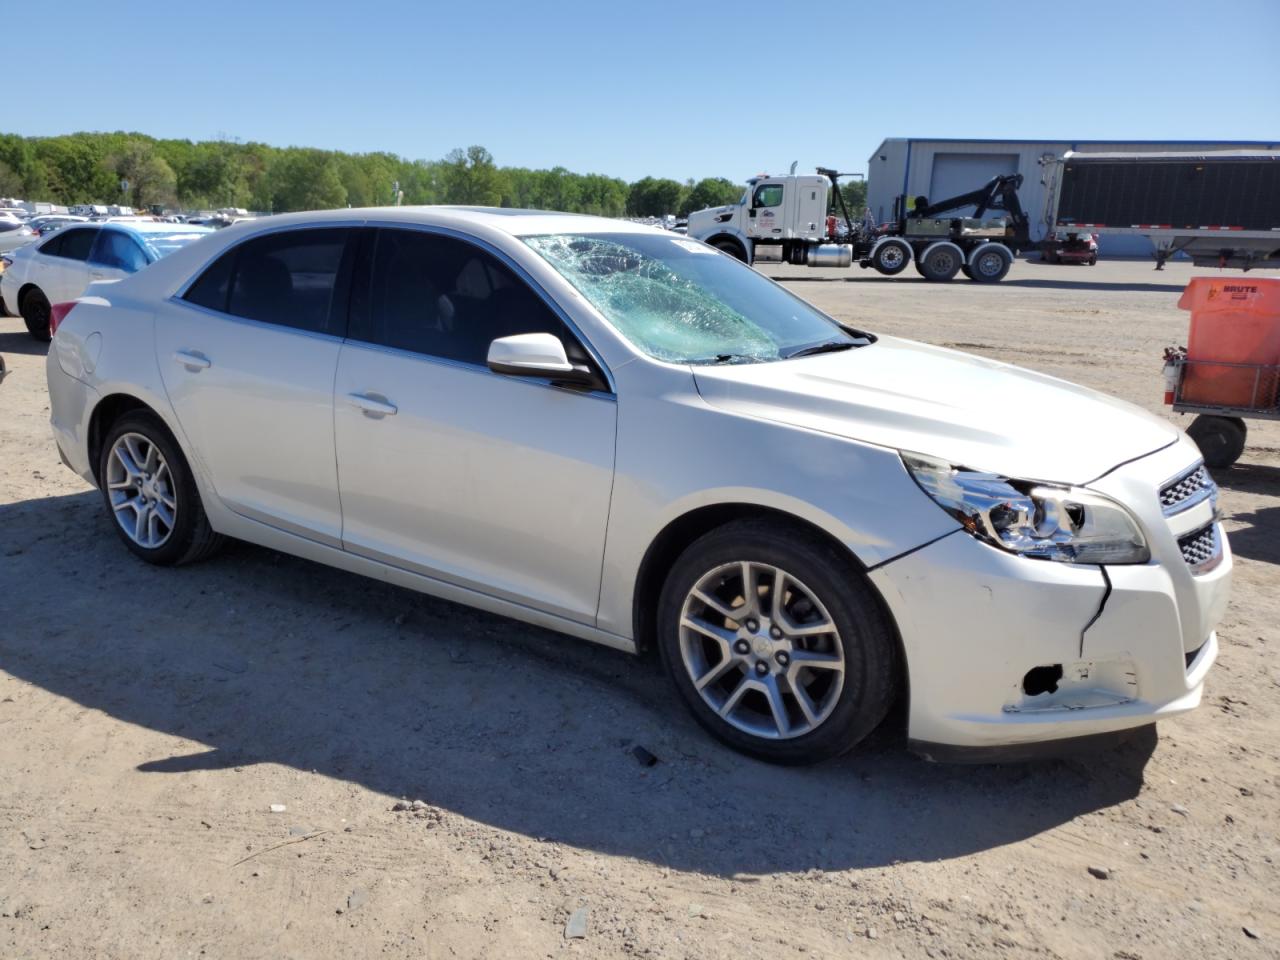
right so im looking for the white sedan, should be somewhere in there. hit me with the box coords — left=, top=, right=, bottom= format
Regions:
left=1, top=220, right=212, bottom=339
left=44, top=207, right=1231, bottom=764
left=0, top=217, right=35, bottom=255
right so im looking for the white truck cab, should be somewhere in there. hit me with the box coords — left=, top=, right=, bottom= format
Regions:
left=689, top=174, right=829, bottom=262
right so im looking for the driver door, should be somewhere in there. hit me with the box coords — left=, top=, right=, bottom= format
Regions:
left=333, top=227, right=617, bottom=624
left=746, top=181, right=786, bottom=240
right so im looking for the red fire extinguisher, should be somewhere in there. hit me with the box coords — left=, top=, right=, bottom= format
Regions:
left=826, top=215, right=837, bottom=239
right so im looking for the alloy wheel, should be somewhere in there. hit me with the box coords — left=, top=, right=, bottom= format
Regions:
left=678, top=561, right=846, bottom=740
left=106, top=432, right=178, bottom=549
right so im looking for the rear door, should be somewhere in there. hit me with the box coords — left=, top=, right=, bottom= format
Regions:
left=34, top=226, right=96, bottom=302
left=155, top=226, right=360, bottom=546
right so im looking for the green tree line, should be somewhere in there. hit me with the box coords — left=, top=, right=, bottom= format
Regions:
left=0, top=132, right=758, bottom=218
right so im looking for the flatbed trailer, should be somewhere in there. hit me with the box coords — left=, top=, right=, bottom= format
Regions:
left=1046, top=151, right=1280, bottom=270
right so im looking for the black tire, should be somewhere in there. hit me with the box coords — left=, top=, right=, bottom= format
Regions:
left=20, top=287, right=51, bottom=341
left=918, top=243, right=962, bottom=282
left=656, top=519, right=900, bottom=765
left=967, top=245, right=1013, bottom=283
left=1088, top=254, right=1098, bottom=266
left=713, top=239, right=748, bottom=262
left=870, top=239, right=911, bottom=276
left=1186, top=415, right=1247, bottom=469
left=98, top=410, right=226, bottom=565
left=960, top=264, right=975, bottom=280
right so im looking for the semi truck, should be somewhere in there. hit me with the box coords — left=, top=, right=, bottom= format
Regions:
left=1044, top=150, right=1280, bottom=270
left=687, top=165, right=1031, bottom=283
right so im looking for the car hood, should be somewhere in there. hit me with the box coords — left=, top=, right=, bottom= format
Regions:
left=692, top=336, right=1178, bottom=486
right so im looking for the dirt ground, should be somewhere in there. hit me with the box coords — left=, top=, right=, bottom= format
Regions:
left=1, top=257, right=1277, bottom=960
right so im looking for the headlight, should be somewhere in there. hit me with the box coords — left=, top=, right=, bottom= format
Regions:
left=902, top=452, right=1149, bottom=564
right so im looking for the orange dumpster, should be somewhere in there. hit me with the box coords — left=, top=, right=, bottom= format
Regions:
left=1177, top=277, right=1280, bottom=408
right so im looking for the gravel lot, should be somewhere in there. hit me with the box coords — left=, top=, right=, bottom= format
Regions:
left=1, top=257, right=1277, bottom=959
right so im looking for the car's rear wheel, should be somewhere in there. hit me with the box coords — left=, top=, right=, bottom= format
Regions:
left=98, top=411, right=225, bottom=565
left=657, top=519, right=899, bottom=764
left=20, top=287, right=51, bottom=341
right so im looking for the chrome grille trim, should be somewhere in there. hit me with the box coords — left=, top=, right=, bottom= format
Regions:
left=1177, top=522, right=1222, bottom=573
left=1159, top=463, right=1216, bottom=517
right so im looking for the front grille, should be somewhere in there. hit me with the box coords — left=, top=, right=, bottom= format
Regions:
left=1178, top=523, right=1220, bottom=571
left=1160, top=464, right=1214, bottom=516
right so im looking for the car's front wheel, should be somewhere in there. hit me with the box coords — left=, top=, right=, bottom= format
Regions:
left=98, top=410, right=225, bottom=565
left=657, top=520, right=900, bottom=764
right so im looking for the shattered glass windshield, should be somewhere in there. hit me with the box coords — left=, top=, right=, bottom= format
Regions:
left=522, top=232, right=866, bottom=364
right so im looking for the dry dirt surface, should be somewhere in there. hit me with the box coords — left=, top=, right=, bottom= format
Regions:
left=1, top=257, right=1277, bottom=960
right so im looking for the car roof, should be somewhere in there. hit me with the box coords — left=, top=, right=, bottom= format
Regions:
left=237, top=205, right=662, bottom=238
left=57, top=221, right=215, bottom=238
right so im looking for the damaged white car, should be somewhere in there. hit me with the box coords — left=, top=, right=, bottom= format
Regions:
left=45, top=208, right=1230, bottom=763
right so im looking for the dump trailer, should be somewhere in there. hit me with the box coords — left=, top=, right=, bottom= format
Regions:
left=1045, top=151, right=1280, bottom=270
left=686, top=166, right=1032, bottom=283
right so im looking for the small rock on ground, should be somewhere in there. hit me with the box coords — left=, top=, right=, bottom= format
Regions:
left=565, top=906, right=589, bottom=939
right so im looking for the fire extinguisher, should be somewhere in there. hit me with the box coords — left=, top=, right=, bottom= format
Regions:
left=826, top=215, right=837, bottom=239
left=1161, top=348, right=1182, bottom=405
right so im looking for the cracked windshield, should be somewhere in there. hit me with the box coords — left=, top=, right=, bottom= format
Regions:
left=523, top=233, right=868, bottom=364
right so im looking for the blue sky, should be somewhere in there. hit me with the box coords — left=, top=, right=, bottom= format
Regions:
left=9, top=0, right=1278, bottom=183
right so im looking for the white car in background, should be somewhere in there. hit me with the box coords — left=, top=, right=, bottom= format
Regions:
left=1, top=220, right=213, bottom=339
left=44, top=207, right=1231, bottom=764
left=0, top=218, right=36, bottom=255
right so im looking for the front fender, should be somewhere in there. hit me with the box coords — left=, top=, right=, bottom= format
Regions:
left=595, top=364, right=956, bottom=638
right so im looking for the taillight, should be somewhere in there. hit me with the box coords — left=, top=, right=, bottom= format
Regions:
left=49, top=301, right=76, bottom=337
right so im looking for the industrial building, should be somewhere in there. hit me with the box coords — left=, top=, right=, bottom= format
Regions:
left=866, top=138, right=1280, bottom=257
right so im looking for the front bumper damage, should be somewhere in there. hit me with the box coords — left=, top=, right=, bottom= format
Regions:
left=870, top=438, right=1231, bottom=760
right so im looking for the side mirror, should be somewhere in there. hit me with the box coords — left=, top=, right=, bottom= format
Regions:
left=487, top=332, right=604, bottom=391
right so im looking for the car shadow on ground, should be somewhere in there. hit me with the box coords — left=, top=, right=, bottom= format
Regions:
left=0, top=329, right=49, bottom=357
left=1215, top=461, right=1280, bottom=565
left=0, top=490, right=1157, bottom=877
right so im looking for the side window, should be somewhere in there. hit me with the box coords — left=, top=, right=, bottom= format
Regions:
left=38, top=233, right=66, bottom=257
left=226, top=229, right=349, bottom=334
left=50, top=228, right=97, bottom=261
left=180, top=229, right=352, bottom=334
left=90, top=230, right=149, bottom=273
left=351, top=229, right=580, bottom=367
left=753, top=184, right=784, bottom=208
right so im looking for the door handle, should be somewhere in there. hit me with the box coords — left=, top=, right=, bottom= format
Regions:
left=173, top=350, right=211, bottom=371
left=89, top=271, right=107, bottom=281
left=347, top=392, right=398, bottom=418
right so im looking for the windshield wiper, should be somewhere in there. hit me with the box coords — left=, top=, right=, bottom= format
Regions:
left=783, top=340, right=857, bottom=359
left=692, top=353, right=761, bottom=365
